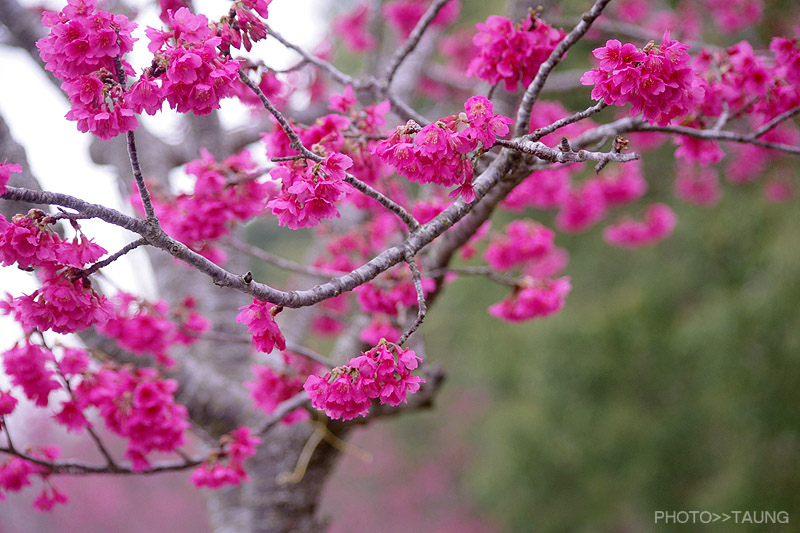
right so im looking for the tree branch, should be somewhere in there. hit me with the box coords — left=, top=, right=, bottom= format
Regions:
left=528, top=100, right=608, bottom=142
left=263, top=23, right=354, bottom=87
left=4, top=147, right=516, bottom=311
left=752, top=106, right=800, bottom=139
left=383, top=0, right=451, bottom=87
left=343, top=174, right=420, bottom=231
left=396, top=255, right=427, bottom=347
left=514, top=0, right=613, bottom=135
left=80, top=238, right=147, bottom=277
left=495, top=138, right=639, bottom=164
left=0, top=445, right=202, bottom=475
left=225, top=238, right=342, bottom=279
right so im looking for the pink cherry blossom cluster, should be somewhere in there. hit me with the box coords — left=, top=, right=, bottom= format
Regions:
left=674, top=164, right=721, bottom=207
left=374, top=96, right=511, bottom=200
left=0, top=390, right=18, bottom=430
left=236, top=299, right=286, bottom=353
left=725, top=127, right=800, bottom=185
left=488, top=276, right=572, bottom=323
left=37, top=0, right=138, bottom=139
left=0, top=211, right=114, bottom=334
left=2, top=341, right=61, bottom=408
left=598, top=160, right=649, bottom=206
left=217, top=0, right=271, bottom=53
left=75, top=366, right=189, bottom=471
left=263, top=104, right=395, bottom=216
left=673, top=128, right=725, bottom=168
left=763, top=180, right=795, bottom=203
left=360, top=317, right=402, bottom=345
left=581, top=32, right=703, bottom=126
left=554, top=160, right=647, bottom=234
left=603, top=203, right=677, bottom=249
left=247, top=352, right=324, bottom=424
left=484, top=220, right=555, bottom=272
left=555, top=180, right=607, bottom=233
left=771, top=36, right=800, bottom=87
left=608, top=0, right=701, bottom=43
left=135, top=8, right=241, bottom=116
left=0, top=447, right=66, bottom=510
left=304, top=342, right=425, bottom=421
left=0, top=160, right=22, bottom=196
left=133, top=149, right=273, bottom=263
left=383, top=0, right=461, bottom=39
left=503, top=168, right=571, bottom=211
left=705, top=0, right=763, bottom=34
left=2, top=266, right=115, bottom=335
left=267, top=153, right=353, bottom=229
left=157, top=0, right=190, bottom=23
left=190, top=426, right=260, bottom=488
left=0, top=211, right=105, bottom=270
left=467, top=13, right=566, bottom=91
left=693, top=42, right=771, bottom=118
left=333, top=4, right=376, bottom=52
left=97, top=293, right=210, bottom=367
left=354, top=265, right=435, bottom=317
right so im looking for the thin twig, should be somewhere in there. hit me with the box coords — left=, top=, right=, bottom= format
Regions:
left=196, top=328, right=332, bottom=367
left=383, top=0, right=451, bottom=87
left=263, top=24, right=354, bottom=86
left=256, top=391, right=310, bottom=435
left=634, top=123, right=800, bottom=155
left=125, top=131, right=158, bottom=222
left=2, top=419, right=15, bottom=451
left=385, top=90, right=430, bottom=125
left=226, top=238, right=342, bottom=278
left=284, top=341, right=334, bottom=368
left=0, top=446, right=202, bottom=475
left=270, top=155, right=307, bottom=162
left=430, top=266, right=519, bottom=287
left=752, top=105, right=800, bottom=138
left=241, top=70, right=421, bottom=231
left=113, top=55, right=157, bottom=223
left=396, top=255, right=427, bottom=346
left=712, top=101, right=731, bottom=132
left=344, top=174, right=420, bottom=231
left=80, top=238, right=147, bottom=277
left=84, top=425, right=120, bottom=471
left=239, top=70, right=318, bottom=160
left=515, top=0, right=613, bottom=135
left=495, top=138, right=640, bottom=164
left=528, top=100, right=608, bottom=142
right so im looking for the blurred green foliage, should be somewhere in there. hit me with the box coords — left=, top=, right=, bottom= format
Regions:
left=422, top=169, right=800, bottom=531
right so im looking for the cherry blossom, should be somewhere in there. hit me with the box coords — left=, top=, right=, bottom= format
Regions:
left=304, top=342, right=424, bottom=421
left=603, top=203, right=677, bottom=249
left=236, top=299, right=286, bottom=353
left=581, top=32, right=703, bottom=125
left=467, top=13, right=565, bottom=91
left=488, top=277, right=572, bottom=323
